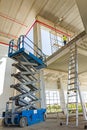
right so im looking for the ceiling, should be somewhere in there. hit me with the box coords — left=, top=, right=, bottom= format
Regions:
left=0, top=0, right=85, bottom=40
left=76, top=0, right=87, bottom=33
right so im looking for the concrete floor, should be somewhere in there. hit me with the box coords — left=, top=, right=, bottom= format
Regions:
left=0, top=119, right=85, bottom=130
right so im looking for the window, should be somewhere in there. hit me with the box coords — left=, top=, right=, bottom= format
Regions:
left=41, top=29, right=52, bottom=56
left=45, top=90, right=61, bottom=113
left=50, top=32, right=63, bottom=53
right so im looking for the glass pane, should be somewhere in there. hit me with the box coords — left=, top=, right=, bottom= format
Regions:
left=41, top=29, right=51, bottom=56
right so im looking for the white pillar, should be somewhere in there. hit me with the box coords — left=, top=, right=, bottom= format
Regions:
left=40, top=70, right=46, bottom=108
left=57, top=78, right=66, bottom=115
left=33, top=21, right=46, bottom=108
left=33, top=22, right=42, bottom=49
left=0, top=45, right=15, bottom=115
left=78, top=83, right=87, bottom=120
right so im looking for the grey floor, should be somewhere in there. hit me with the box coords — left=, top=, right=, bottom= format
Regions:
left=0, top=119, right=85, bottom=130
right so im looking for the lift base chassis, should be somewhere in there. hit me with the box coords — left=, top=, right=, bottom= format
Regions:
left=3, top=109, right=46, bottom=127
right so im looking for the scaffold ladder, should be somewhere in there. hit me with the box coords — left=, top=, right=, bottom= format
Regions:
left=66, top=43, right=79, bottom=126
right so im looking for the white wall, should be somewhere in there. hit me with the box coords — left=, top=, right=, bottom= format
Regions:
left=0, top=45, right=15, bottom=116
left=45, top=79, right=58, bottom=90
left=45, top=78, right=67, bottom=91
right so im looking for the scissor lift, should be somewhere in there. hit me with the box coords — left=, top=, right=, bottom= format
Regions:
left=3, top=35, right=46, bottom=127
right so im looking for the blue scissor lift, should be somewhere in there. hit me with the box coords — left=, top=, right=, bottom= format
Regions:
left=3, top=35, right=46, bottom=127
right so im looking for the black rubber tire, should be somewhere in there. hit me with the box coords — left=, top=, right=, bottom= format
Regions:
left=60, top=122, right=62, bottom=126
left=84, top=125, right=87, bottom=129
left=2, top=119, right=7, bottom=127
left=19, top=117, right=27, bottom=127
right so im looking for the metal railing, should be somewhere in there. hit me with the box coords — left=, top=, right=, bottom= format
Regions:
left=8, top=35, right=46, bottom=63
left=8, top=40, right=17, bottom=54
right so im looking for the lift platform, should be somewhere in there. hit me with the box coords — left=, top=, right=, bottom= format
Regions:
left=8, top=35, right=46, bottom=69
left=3, top=35, right=46, bottom=127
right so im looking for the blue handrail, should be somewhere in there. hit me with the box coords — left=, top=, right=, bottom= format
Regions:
left=8, top=35, right=46, bottom=63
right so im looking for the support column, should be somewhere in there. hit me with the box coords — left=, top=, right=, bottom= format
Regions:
left=33, top=21, right=46, bottom=108
left=33, top=22, right=42, bottom=49
left=40, top=70, right=46, bottom=108
left=57, top=78, right=66, bottom=115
